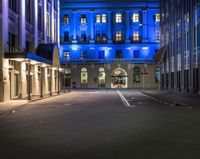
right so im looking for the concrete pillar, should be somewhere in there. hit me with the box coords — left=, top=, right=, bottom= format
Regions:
left=34, top=0, right=38, bottom=50
left=32, top=65, right=39, bottom=95
left=107, top=11, right=113, bottom=43
left=125, top=11, right=130, bottom=43
left=0, top=0, right=10, bottom=101
left=19, top=0, right=26, bottom=51
left=72, top=11, right=77, bottom=43
left=19, top=63, right=27, bottom=98
left=90, top=11, right=95, bottom=44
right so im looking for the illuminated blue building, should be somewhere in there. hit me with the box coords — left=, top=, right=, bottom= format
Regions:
left=60, top=0, right=160, bottom=88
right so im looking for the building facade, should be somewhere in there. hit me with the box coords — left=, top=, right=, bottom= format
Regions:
left=160, top=0, right=200, bottom=94
left=0, top=0, right=62, bottom=102
left=60, top=0, right=160, bottom=89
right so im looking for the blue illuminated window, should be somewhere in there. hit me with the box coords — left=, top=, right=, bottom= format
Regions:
left=80, top=14, right=87, bottom=23
left=116, top=50, right=123, bottom=58
left=116, top=31, right=122, bottom=41
left=63, top=14, right=70, bottom=23
left=81, top=50, right=87, bottom=59
left=64, top=51, right=70, bottom=60
left=64, top=31, right=69, bottom=43
left=98, top=51, right=105, bottom=59
left=102, top=14, right=107, bottom=23
left=133, top=50, right=140, bottom=58
left=96, top=14, right=101, bottom=23
left=133, top=13, right=139, bottom=22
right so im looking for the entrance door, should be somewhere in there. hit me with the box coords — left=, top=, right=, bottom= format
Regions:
left=111, top=68, right=128, bottom=88
left=14, top=74, right=19, bottom=97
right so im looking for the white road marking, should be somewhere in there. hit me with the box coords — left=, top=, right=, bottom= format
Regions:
left=117, top=90, right=136, bottom=108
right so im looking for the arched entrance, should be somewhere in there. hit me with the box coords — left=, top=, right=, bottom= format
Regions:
left=111, top=68, right=128, bottom=88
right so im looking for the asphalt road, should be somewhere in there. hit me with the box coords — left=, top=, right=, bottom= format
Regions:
left=0, top=89, right=200, bottom=159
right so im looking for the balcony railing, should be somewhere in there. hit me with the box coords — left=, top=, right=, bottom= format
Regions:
left=64, top=58, right=155, bottom=64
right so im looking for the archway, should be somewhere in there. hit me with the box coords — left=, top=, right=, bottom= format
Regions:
left=111, top=68, right=128, bottom=88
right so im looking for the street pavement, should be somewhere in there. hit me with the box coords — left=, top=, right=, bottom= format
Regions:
left=0, top=89, right=200, bottom=159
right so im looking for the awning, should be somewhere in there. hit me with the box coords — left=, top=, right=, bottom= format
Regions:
left=37, top=44, right=60, bottom=67
left=154, top=45, right=167, bottom=62
left=4, top=52, right=52, bottom=65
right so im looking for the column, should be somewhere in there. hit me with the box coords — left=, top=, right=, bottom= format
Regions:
left=51, top=0, right=55, bottom=42
left=125, top=11, right=130, bottom=43
left=34, top=0, right=38, bottom=50
left=19, top=0, right=26, bottom=51
left=44, top=0, right=47, bottom=43
left=142, top=10, right=148, bottom=42
left=19, top=63, right=27, bottom=98
left=90, top=11, right=95, bottom=44
left=72, top=11, right=77, bottom=44
left=107, top=11, right=113, bottom=43
left=0, top=0, right=9, bottom=101
left=57, top=0, right=60, bottom=44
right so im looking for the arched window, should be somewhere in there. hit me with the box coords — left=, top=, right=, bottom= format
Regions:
left=81, top=68, right=88, bottom=84
left=98, top=67, right=105, bottom=87
left=133, top=67, right=140, bottom=83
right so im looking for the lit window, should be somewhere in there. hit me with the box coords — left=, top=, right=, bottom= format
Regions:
left=64, top=51, right=70, bottom=60
left=133, top=31, right=139, bottom=41
left=116, top=31, right=122, bottom=41
left=96, top=14, right=101, bottom=23
left=81, top=68, right=88, bottom=84
left=102, top=14, right=107, bottom=23
left=133, top=13, right=139, bottom=22
left=80, top=15, right=87, bottom=23
left=116, top=14, right=122, bottom=23
left=63, top=14, right=69, bottom=23
left=102, top=33, right=107, bottom=42
left=155, top=13, right=160, bottom=22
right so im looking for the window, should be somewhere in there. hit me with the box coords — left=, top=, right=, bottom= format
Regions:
left=81, top=15, right=87, bottom=23
left=96, top=33, right=101, bottom=43
left=96, top=14, right=101, bottom=23
left=133, top=67, right=141, bottom=83
left=133, top=50, right=140, bottom=58
left=64, top=31, right=69, bottom=43
left=133, top=13, right=139, bottom=22
left=116, top=50, right=123, bottom=58
left=8, top=32, right=16, bottom=52
left=155, top=67, right=160, bottom=83
left=64, top=14, right=69, bottom=23
left=64, top=51, right=70, bottom=60
left=46, top=2, right=51, bottom=38
left=116, top=14, right=122, bottom=23
left=155, top=13, right=160, bottom=22
left=81, top=32, right=87, bottom=43
left=116, top=31, right=122, bottom=41
left=98, top=68, right=105, bottom=87
left=38, top=1, right=42, bottom=31
left=98, top=51, right=105, bottom=59
left=26, top=0, right=31, bottom=23
left=102, top=33, right=107, bottom=42
left=133, top=31, right=139, bottom=41
left=81, top=68, right=88, bottom=84
left=80, top=50, right=87, bottom=59
left=102, top=14, right=107, bottom=23
left=9, top=0, right=17, bottom=12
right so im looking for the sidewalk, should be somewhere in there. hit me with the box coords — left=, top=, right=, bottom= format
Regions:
left=0, top=91, right=70, bottom=116
left=143, top=90, right=200, bottom=108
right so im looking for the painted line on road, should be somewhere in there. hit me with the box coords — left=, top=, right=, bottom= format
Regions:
left=117, top=90, right=136, bottom=108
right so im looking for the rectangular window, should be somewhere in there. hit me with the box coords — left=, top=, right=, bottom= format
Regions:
left=64, top=31, right=69, bottom=43
left=116, top=13, right=122, bottom=23
left=81, top=32, right=87, bottom=43
left=133, top=13, right=139, bottom=22
left=116, top=50, right=123, bottom=58
left=26, top=0, right=31, bottom=23
left=155, top=13, right=160, bottom=22
left=8, top=32, right=16, bottom=52
left=116, top=31, right=122, bottom=41
left=133, top=31, right=139, bottom=41
left=9, top=0, right=17, bottom=12
left=102, top=33, right=107, bottom=42
left=81, top=15, right=87, bottom=23
left=96, top=33, right=101, bottom=43
left=96, top=14, right=101, bottom=23
left=64, top=14, right=69, bottom=23
left=102, top=14, right=107, bottom=23
left=81, top=50, right=87, bottom=59
left=98, top=51, right=105, bottom=59
left=38, top=2, right=42, bottom=31
left=64, top=51, right=70, bottom=60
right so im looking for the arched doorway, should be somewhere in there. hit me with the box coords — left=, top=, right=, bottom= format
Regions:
left=111, top=68, right=128, bottom=88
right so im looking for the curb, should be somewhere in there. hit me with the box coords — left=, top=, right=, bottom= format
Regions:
left=142, top=92, right=192, bottom=108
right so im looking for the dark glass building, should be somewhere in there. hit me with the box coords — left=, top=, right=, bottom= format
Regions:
left=159, top=0, right=200, bottom=94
